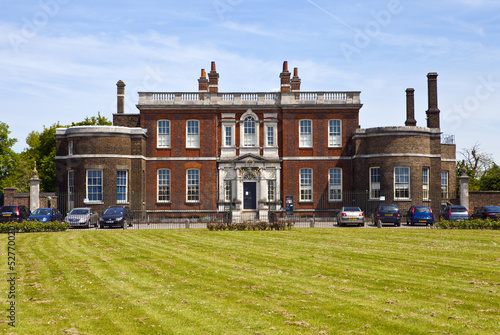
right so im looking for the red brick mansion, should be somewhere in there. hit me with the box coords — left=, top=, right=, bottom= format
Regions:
left=55, top=61, right=456, bottom=221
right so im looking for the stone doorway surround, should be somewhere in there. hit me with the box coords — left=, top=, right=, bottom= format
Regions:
left=218, top=154, right=281, bottom=222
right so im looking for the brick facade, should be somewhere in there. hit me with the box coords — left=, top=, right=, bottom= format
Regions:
left=469, top=191, right=500, bottom=210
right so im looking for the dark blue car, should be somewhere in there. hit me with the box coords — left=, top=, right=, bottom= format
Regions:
left=406, top=205, right=434, bottom=226
left=27, top=208, right=63, bottom=222
left=375, top=204, right=401, bottom=227
left=472, top=206, right=500, bottom=221
left=441, top=205, right=470, bottom=221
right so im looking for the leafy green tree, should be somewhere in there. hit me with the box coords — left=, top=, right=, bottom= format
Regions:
left=69, top=112, right=112, bottom=127
left=0, top=122, right=19, bottom=191
left=478, top=164, right=500, bottom=191
left=18, top=113, right=112, bottom=192
left=457, top=143, right=494, bottom=194
left=460, top=143, right=493, bottom=180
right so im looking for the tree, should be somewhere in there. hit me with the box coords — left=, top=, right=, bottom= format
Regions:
left=69, top=112, right=112, bottom=127
left=479, top=164, right=500, bottom=191
left=17, top=113, right=112, bottom=192
left=457, top=143, right=494, bottom=193
left=0, top=122, right=19, bottom=191
left=459, top=143, right=493, bottom=180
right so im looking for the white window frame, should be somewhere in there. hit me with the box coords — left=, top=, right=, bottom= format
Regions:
left=117, top=170, right=128, bottom=204
left=186, top=120, right=200, bottom=148
left=68, top=170, right=74, bottom=202
left=186, top=169, right=200, bottom=202
left=157, top=169, right=171, bottom=202
left=243, top=116, right=256, bottom=147
left=328, top=119, right=342, bottom=148
left=329, top=168, right=342, bottom=201
left=268, top=179, right=276, bottom=202
left=299, top=119, right=312, bottom=148
left=86, top=169, right=103, bottom=203
left=68, top=140, right=74, bottom=155
left=224, top=180, right=232, bottom=202
left=422, top=167, right=430, bottom=201
left=223, top=125, right=234, bottom=147
left=299, top=168, right=313, bottom=202
left=369, top=167, right=381, bottom=200
left=441, top=171, right=449, bottom=199
left=265, top=125, right=276, bottom=147
left=157, top=120, right=170, bottom=148
left=394, top=167, right=410, bottom=200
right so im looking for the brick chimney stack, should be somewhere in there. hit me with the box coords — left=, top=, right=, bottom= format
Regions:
left=280, top=61, right=291, bottom=92
left=198, top=69, right=208, bottom=92
left=208, top=61, right=219, bottom=93
left=426, top=72, right=440, bottom=129
left=116, top=80, right=125, bottom=114
left=291, top=67, right=301, bottom=92
left=405, top=88, right=417, bottom=126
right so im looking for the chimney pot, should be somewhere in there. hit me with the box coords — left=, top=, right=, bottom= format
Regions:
left=291, top=67, right=301, bottom=92
left=208, top=62, right=219, bottom=93
left=405, top=88, right=416, bottom=126
left=280, top=61, right=291, bottom=92
left=116, top=80, right=125, bottom=114
left=198, top=68, right=209, bottom=92
left=426, top=72, right=440, bottom=128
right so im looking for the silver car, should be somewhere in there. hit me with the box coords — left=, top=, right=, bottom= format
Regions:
left=337, top=207, right=364, bottom=227
left=65, top=208, right=99, bottom=228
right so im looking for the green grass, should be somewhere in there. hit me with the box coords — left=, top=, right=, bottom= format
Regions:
left=1, top=228, right=499, bottom=334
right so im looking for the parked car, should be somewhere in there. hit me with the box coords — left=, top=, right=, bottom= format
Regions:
left=27, top=208, right=63, bottom=222
left=440, top=205, right=470, bottom=221
left=0, top=205, right=31, bottom=223
left=99, top=206, right=133, bottom=229
left=65, top=208, right=99, bottom=228
left=375, top=204, right=401, bottom=227
left=406, top=205, right=434, bottom=226
left=472, top=206, right=500, bottom=221
left=337, top=207, right=364, bottom=227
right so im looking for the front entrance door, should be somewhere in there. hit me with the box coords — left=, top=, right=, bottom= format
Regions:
left=243, top=182, right=256, bottom=210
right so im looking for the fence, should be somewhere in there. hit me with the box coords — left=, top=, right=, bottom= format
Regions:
left=50, top=191, right=435, bottom=230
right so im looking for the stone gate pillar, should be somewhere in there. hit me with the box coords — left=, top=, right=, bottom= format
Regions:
left=458, top=167, right=470, bottom=210
left=30, top=164, right=41, bottom=212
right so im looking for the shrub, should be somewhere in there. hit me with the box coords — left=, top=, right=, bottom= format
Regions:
left=234, top=222, right=247, bottom=231
left=269, top=221, right=286, bottom=230
left=255, top=221, right=269, bottom=231
left=0, top=221, right=70, bottom=233
left=206, top=220, right=293, bottom=231
left=435, top=218, right=500, bottom=230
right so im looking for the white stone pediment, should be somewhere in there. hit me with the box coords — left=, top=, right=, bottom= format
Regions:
left=232, top=153, right=268, bottom=164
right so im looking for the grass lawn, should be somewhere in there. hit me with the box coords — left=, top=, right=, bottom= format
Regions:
left=1, top=228, right=499, bottom=334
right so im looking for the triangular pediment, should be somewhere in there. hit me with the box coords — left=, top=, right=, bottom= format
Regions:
left=232, top=153, right=268, bottom=163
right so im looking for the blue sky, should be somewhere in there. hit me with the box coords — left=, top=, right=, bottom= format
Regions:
left=1, top=0, right=500, bottom=163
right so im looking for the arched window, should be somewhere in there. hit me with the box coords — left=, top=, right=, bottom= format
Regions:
left=243, top=116, right=256, bottom=147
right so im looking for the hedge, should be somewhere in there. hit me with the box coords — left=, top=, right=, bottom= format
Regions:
left=0, top=221, right=70, bottom=233
left=207, top=221, right=294, bottom=231
left=434, top=218, right=500, bottom=230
